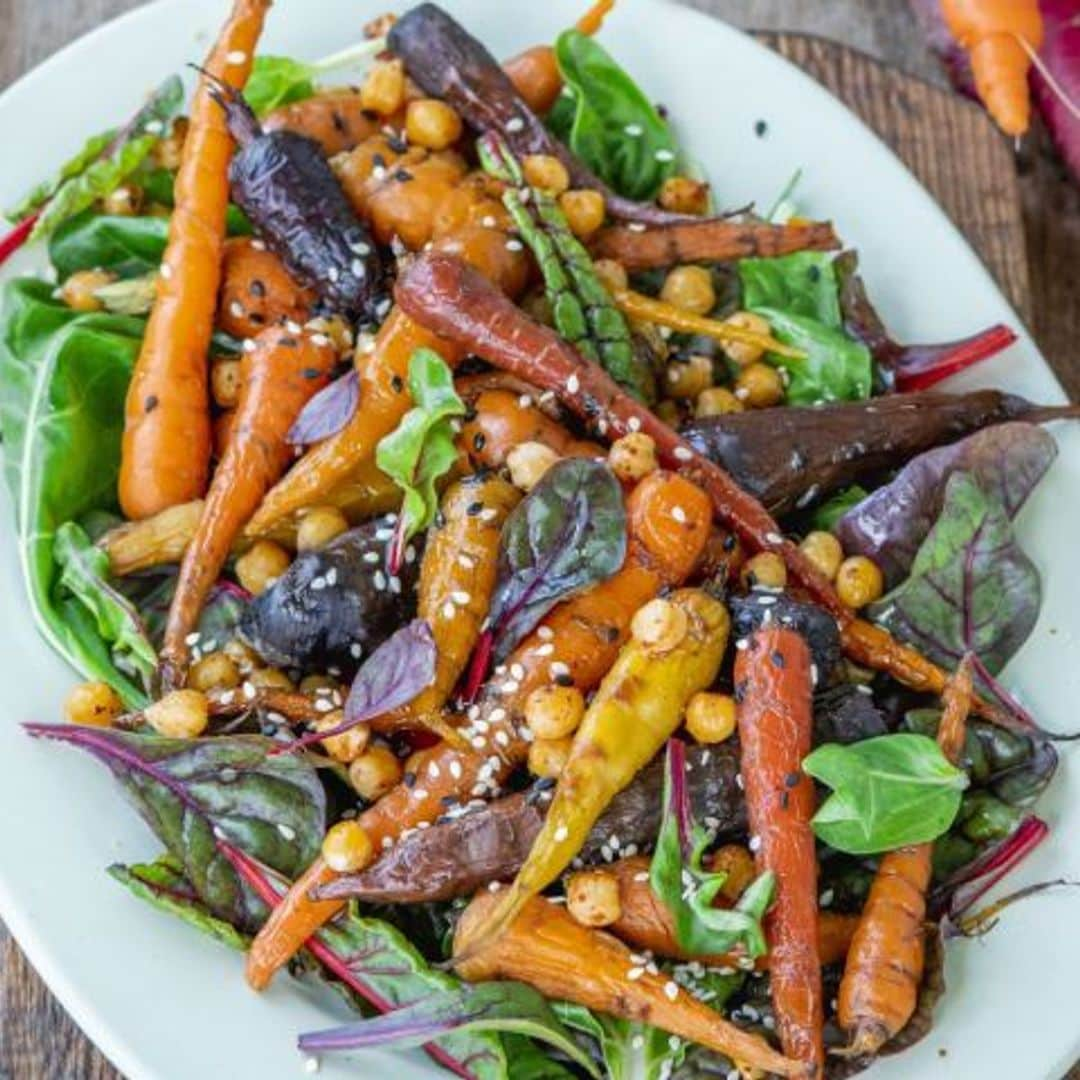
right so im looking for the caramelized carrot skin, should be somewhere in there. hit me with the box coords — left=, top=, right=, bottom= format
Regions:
left=217, top=236, right=315, bottom=339
left=736, top=625, right=824, bottom=1077
left=503, top=45, right=563, bottom=113
left=263, top=89, right=380, bottom=155
left=244, top=471, right=711, bottom=990
left=161, top=325, right=334, bottom=685
left=120, top=0, right=271, bottom=519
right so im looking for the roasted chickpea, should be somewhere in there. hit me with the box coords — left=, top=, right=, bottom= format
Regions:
left=734, top=362, right=784, bottom=408
left=685, top=692, right=737, bottom=744
left=800, top=531, right=844, bottom=581
left=321, top=820, right=375, bottom=873
left=593, top=258, right=628, bottom=294
left=664, top=354, right=713, bottom=400
left=248, top=667, right=294, bottom=692
left=210, top=357, right=242, bottom=409
left=102, top=183, right=143, bottom=216
left=707, top=844, right=757, bottom=902
left=559, top=188, right=606, bottom=238
left=223, top=637, right=261, bottom=673
left=721, top=311, right=773, bottom=367
left=608, top=432, right=658, bottom=483
left=145, top=689, right=209, bottom=739
left=348, top=745, right=403, bottom=801
left=660, top=265, right=715, bottom=316
left=59, top=268, right=116, bottom=312
left=151, top=116, right=188, bottom=171
left=405, top=98, right=464, bottom=150
left=316, top=709, right=370, bottom=763
left=296, top=506, right=349, bottom=552
left=631, top=598, right=688, bottom=652
left=836, top=556, right=884, bottom=609
left=527, top=736, right=573, bottom=780
left=506, top=441, right=560, bottom=492
left=235, top=540, right=291, bottom=594
left=658, top=175, right=710, bottom=216
left=64, top=681, right=123, bottom=728
left=523, top=154, right=570, bottom=195
left=299, top=674, right=340, bottom=696
left=187, top=651, right=241, bottom=693
left=567, top=869, right=622, bottom=928
left=306, top=314, right=354, bottom=355
left=694, top=387, right=743, bottom=417
left=525, top=685, right=586, bottom=741
left=741, top=551, right=788, bottom=591
left=360, top=59, right=406, bottom=115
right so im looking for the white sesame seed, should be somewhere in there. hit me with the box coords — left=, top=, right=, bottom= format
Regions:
left=226, top=49, right=248, bottom=64
left=452, top=590, right=471, bottom=606
left=184, top=632, right=201, bottom=646
left=749, top=834, right=762, bottom=852
left=627, top=416, right=642, bottom=432
left=389, top=576, right=402, bottom=594
left=550, top=661, right=570, bottom=678
left=517, top=393, right=533, bottom=408
left=495, top=730, right=510, bottom=746
left=536, top=643, right=555, bottom=656
left=627, top=222, right=647, bottom=233
left=655, top=148, right=675, bottom=162
left=566, top=374, right=580, bottom=393
left=311, top=576, right=327, bottom=591
left=160, top=262, right=173, bottom=279
left=631, top=1034, right=646, bottom=1050
left=501, top=680, right=520, bottom=694
left=313, top=698, right=334, bottom=713
left=363, top=550, right=380, bottom=564
left=228, top=300, right=244, bottom=318
left=310, top=332, right=331, bottom=347
left=538, top=626, right=554, bottom=641
left=480, top=507, right=499, bottom=522
left=633, top=871, right=649, bottom=882
left=627, top=966, right=645, bottom=981
left=277, top=823, right=296, bottom=841
left=672, top=505, right=687, bottom=523
left=241, top=337, right=257, bottom=353
left=457, top=553, right=475, bottom=570
left=505, top=238, right=524, bottom=252
left=472, top=736, right=486, bottom=750
left=506, top=116, right=525, bottom=133
left=481, top=215, right=497, bottom=228
left=554, top=825, right=569, bottom=842
left=442, top=601, right=457, bottom=620
left=242, top=681, right=256, bottom=701
left=303, top=1054, right=320, bottom=1074
left=449, top=760, right=463, bottom=779
left=674, top=446, right=693, bottom=461
left=489, top=708, right=507, bottom=724
left=765, top=531, right=783, bottom=545
left=624, top=123, right=644, bottom=137
left=664, top=980, right=679, bottom=1001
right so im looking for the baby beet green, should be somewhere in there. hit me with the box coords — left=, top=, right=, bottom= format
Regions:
left=804, top=732, right=969, bottom=855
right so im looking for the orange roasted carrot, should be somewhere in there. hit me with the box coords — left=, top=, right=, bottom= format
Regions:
left=263, top=88, right=380, bottom=155
left=216, top=236, right=315, bottom=339
left=591, top=218, right=840, bottom=271
left=120, top=0, right=272, bottom=519
left=455, top=891, right=809, bottom=1078
left=735, top=610, right=824, bottom=1077
left=836, top=656, right=974, bottom=1057
left=244, top=470, right=712, bottom=990
left=602, top=855, right=859, bottom=970
left=159, top=325, right=335, bottom=687
left=942, top=0, right=1043, bottom=136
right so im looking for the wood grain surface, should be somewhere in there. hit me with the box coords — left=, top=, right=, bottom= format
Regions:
left=1, top=2, right=1077, bottom=1079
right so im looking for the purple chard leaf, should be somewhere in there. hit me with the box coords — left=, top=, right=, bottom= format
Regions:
left=837, top=422, right=1058, bottom=588
left=487, top=458, right=627, bottom=663
left=284, top=619, right=436, bottom=752
left=286, top=368, right=360, bottom=446
left=867, top=471, right=1041, bottom=679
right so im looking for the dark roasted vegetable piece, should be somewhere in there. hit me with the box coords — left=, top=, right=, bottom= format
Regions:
left=208, top=77, right=384, bottom=322
left=731, top=593, right=842, bottom=684
left=313, top=743, right=744, bottom=903
left=238, top=520, right=418, bottom=673
left=814, top=684, right=888, bottom=746
left=682, top=390, right=1079, bottom=517
left=386, top=3, right=689, bottom=227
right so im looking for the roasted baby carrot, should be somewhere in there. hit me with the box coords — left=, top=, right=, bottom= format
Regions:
left=836, top=656, right=974, bottom=1057
left=369, top=474, right=520, bottom=737
left=263, top=88, right=380, bottom=155
left=457, top=588, right=730, bottom=957
left=160, top=325, right=335, bottom=687
left=455, top=890, right=809, bottom=1078
left=216, top=236, right=315, bottom=339
left=120, top=0, right=271, bottom=520
left=592, top=218, right=840, bottom=270
left=603, top=854, right=859, bottom=970
left=243, top=469, right=712, bottom=990
left=735, top=601, right=833, bottom=1077
left=942, top=0, right=1044, bottom=136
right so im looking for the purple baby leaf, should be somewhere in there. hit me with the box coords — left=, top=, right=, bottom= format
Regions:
left=286, top=369, right=359, bottom=446
left=837, top=422, right=1057, bottom=588
left=867, top=471, right=1041, bottom=678
left=1031, top=0, right=1080, bottom=185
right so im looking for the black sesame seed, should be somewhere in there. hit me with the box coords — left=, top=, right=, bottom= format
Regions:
left=780, top=791, right=790, bottom=811
left=466, top=501, right=484, bottom=516
left=372, top=152, right=386, bottom=168
left=602, top=625, right=620, bottom=643
left=722, top=533, right=738, bottom=552
left=331, top=110, right=348, bottom=134
left=554, top=672, right=575, bottom=687
left=249, top=312, right=266, bottom=325
left=403, top=771, right=417, bottom=788
left=391, top=374, right=404, bottom=392
left=784, top=771, right=800, bottom=788
left=733, top=679, right=748, bottom=704
left=248, top=279, right=267, bottom=298
left=394, top=168, right=413, bottom=183
left=302, top=367, right=322, bottom=379
left=770, top=650, right=785, bottom=669
left=387, top=132, right=408, bottom=153
left=145, top=394, right=159, bottom=413
left=280, top=336, right=299, bottom=347
left=754, top=119, right=768, bottom=137
left=472, top=432, right=486, bottom=451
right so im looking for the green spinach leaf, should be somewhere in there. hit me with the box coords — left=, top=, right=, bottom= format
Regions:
left=108, top=855, right=254, bottom=951
left=25, top=726, right=325, bottom=927
left=867, top=471, right=1041, bottom=676
left=809, top=485, right=868, bottom=532
left=650, top=740, right=774, bottom=957
left=7, top=132, right=116, bottom=221
left=739, top=252, right=841, bottom=327
left=375, top=347, right=466, bottom=556
left=244, top=55, right=317, bottom=115
left=803, top=732, right=969, bottom=855
left=50, top=211, right=170, bottom=280
left=0, top=278, right=149, bottom=703
left=750, top=307, right=873, bottom=405
left=557, top=1003, right=684, bottom=1080
left=548, top=30, right=678, bottom=201
left=54, top=521, right=157, bottom=691
left=298, top=981, right=600, bottom=1078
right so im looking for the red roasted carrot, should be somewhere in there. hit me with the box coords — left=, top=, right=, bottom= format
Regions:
left=120, top=0, right=272, bottom=519
left=735, top=612, right=824, bottom=1077
left=159, top=325, right=334, bottom=687
left=243, top=469, right=712, bottom=990
left=836, top=656, right=974, bottom=1057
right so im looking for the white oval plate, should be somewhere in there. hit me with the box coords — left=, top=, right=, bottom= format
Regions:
left=1, top=2, right=1077, bottom=1078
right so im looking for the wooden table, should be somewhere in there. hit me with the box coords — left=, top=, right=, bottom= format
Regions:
left=2, top=2, right=1078, bottom=1078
